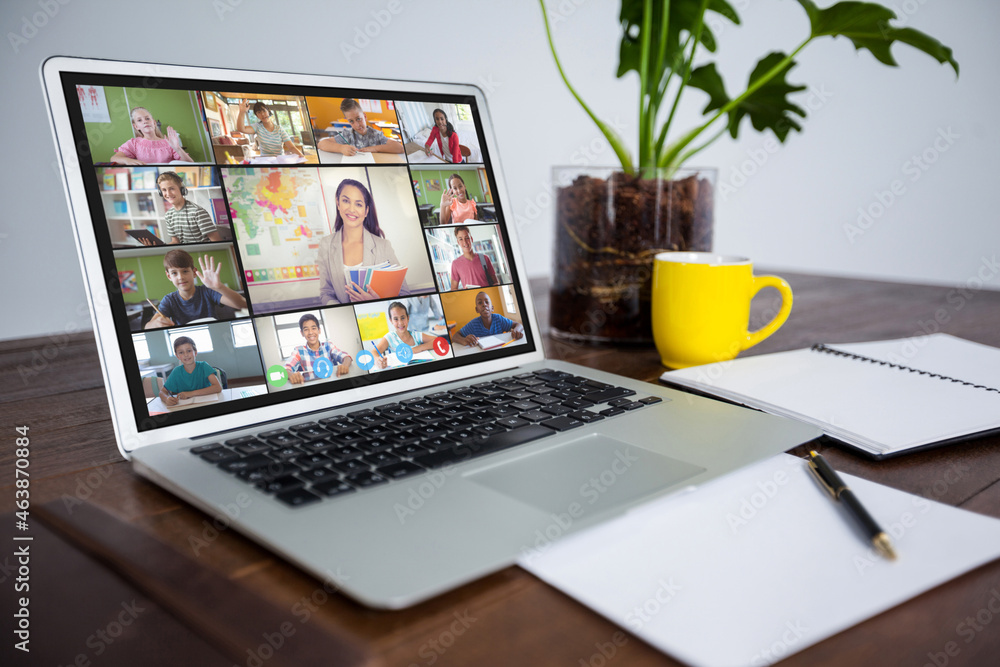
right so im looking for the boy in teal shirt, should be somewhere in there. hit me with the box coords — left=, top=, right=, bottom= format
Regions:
left=160, top=336, right=222, bottom=406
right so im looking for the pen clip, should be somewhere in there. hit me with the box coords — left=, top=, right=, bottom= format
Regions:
left=806, top=459, right=838, bottom=499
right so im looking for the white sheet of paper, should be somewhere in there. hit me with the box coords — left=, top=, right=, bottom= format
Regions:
left=518, top=454, right=1000, bottom=667
left=338, top=151, right=376, bottom=164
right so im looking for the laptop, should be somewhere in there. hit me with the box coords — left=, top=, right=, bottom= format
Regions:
left=41, top=57, right=819, bottom=609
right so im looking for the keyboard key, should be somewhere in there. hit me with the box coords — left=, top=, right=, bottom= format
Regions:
left=347, top=470, right=389, bottom=488
left=199, top=448, right=239, bottom=463
left=393, top=443, right=429, bottom=457
left=506, top=389, right=536, bottom=400
left=292, top=426, right=331, bottom=442
left=412, top=425, right=554, bottom=469
left=540, top=416, right=587, bottom=431
left=599, top=407, right=626, bottom=417
left=423, top=436, right=461, bottom=451
left=266, top=434, right=305, bottom=448
left=312, top=479, right=357, bottom=497
left=608, top=397, right=634, bottom=407
left=381, top=408, right=415, bottom=420
left=299, top=466, right=341, bottom=483
left=327, top=432, right=367, bottom=446
left=620, top=401, right=644, bottom=411
left=275, top=487, right=322, bottom=507
left=382, top=432, right=422, bottom=447
left=415, top=412, right=447, bottom=424
left=562, top=398, right=595, bottom=410
left=288, top=421, right=321, bottom=432
left=219, top=454, right=272, bottom=473
left=296, top=453, right=333, bottom=469
left=585, top=380, right=612, bottom=390
left=357, top=440, right=393, bottom=454
left=329, top=459, right=370, bottom=475
left=476, top=422, right=509, bottom=436
left=318, top=418, right=358, bottom=434
left=487, top=406, right=520, bottom=418
left=639, top=396, right=664, bottom=405
left=220, top=437, right=256, bottom=448
left=363, top=452, right=401, bottom=467
left=348, top=409, right=378, bottom=420
left=569, top=410, right=605, bottom=423
left=271, top=446, right=304, bottom=460
left=496, top=417, right=530, bottom=429
left=583, top=387, right=636, bottom=403
left=530, top=395, right=563, bottom=406
left=377, top=461, right=426, bottom=479
left=360, top=425, right=395, bottom=438
left=541, top=405, right=573, bottom=416
left=191, top=442, right=223, bottom=454
left=257, top=475, right=304, bottom=494
left=519, top=410, right=550, bottom=422
left=258, top=429, right=289, bottom=439
left=414, top=424, right=451, bottom=438
left=534, top=370, right=573, bottom=382
left=328, top=445, right=364, bottom=461
left=234, top=442, right=270, bottom=455
left=511, top=400, right=540, bottom=411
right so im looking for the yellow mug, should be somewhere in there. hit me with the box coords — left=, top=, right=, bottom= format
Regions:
left=652, top=253, right=793, bottom=369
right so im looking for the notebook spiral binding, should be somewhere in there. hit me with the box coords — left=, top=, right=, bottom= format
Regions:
left=810, top=344, right=1000, bottom=394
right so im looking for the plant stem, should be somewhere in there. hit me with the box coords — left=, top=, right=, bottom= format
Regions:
left=639, top=0, right=653, bottom=167
left=538, top=0, right=634, bottom=172
left=659, top=37, right=811, bottom=171
left=657, top=0, right=708, bottom=164
left=676, top=125, right=728, bottom=166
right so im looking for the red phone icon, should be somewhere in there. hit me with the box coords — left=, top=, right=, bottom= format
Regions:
left=433, top=337, right=450, bottom=356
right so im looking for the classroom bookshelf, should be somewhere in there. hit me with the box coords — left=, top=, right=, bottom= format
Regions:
left=97, top=166, right=227, bottom=246
left=427, top=232, right=456, bottom=288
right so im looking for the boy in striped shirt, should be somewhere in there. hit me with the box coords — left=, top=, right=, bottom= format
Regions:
left=158, top=172, right=222, bottom=244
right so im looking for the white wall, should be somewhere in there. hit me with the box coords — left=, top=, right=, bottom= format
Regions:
left=2, top=0, right=997, bottom=341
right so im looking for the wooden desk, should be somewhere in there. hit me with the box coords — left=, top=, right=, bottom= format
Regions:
left=2, top=273, right=1000, bottom=666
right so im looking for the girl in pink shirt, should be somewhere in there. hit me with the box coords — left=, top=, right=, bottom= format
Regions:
left=439, top=173, right=478, bottom=225
left=111, top=107, right=193, bottom=165
left=423, top=108, right=463, bottom=163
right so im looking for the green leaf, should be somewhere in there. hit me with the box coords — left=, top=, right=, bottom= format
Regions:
left=794, top=0, right=958, bottom=75
left=691, top=54, right=808, bottom=142
left=617, top=0, right=740, bottom=80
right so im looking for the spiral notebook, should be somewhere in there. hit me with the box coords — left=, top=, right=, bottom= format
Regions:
left=660, top=334, right=1000, bottom=458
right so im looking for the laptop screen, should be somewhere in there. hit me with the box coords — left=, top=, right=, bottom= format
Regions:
left=58, top=71, right=536, bottom=433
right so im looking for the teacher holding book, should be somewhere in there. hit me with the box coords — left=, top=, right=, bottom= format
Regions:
left=318, top=179, right=410, bottom=304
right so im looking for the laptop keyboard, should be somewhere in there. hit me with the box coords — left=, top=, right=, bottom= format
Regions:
left=190, top=370, right=664, bottom=508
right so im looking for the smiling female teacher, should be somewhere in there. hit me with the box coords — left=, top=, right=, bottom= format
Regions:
left=317, top=178, right=410, bottom=304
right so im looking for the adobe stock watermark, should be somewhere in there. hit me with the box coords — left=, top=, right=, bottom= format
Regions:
left=580, top=577, right=682, bottom=666
left=853, top=461, right=970, bottom=575
left=843, top=126, right=959, bottom=244
left=406, top=610, right=477, bottom=667
left=339, top=0, right=404, bottom=63
left=393, top=464, right=460, bottom=524
left=749, top=620, right=810, bottom=666
left=55, top=600, right=146, bottom=666
left=520, top=447, right=639, bottom=564
left=238, top=568, right=349, bottom=667
left=543, top=0, right=591, bottom=28
left=7, top=0, right=73, bottom=53
left=922, top=588, right=1000, bottom=667
left=717, top=84, right=834, bottom=203
left=188, top=492, right=253, bottom=556
left=725, top=464, right=794, bottom=534
left=877, top=0, right=934, bottom=37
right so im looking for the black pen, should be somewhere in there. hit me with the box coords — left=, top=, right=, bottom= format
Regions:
left=807, top=450, right=897, bottom=560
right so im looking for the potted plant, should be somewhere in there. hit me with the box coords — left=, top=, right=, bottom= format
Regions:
left=541, top=0, right=958, bottom=343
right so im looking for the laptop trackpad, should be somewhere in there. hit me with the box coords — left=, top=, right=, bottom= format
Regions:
left=467, top=434, right=706, bottom=518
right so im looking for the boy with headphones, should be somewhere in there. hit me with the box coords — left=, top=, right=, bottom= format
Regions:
left=157, top=172, right=222, bottom=244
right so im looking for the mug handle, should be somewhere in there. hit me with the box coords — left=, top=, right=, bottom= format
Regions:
left=742, top=275, right=793, bottom=351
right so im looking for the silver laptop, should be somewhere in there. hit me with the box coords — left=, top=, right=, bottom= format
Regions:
left=42, top=57, right=819, bottom=609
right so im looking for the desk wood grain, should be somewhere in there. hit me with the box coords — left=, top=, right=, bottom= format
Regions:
left=2, top=272, right=999, bottom=666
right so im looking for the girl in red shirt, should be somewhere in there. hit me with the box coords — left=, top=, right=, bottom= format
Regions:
left=423, top=108, right=463, bottom=163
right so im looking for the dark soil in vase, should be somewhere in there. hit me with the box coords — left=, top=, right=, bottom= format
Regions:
left=551, top=171, right=714, bottom=343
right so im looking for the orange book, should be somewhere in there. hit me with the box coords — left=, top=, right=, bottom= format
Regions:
left=367, top=267, right=408, bottom=299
